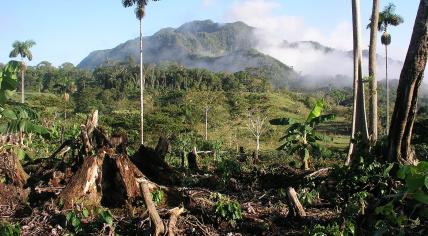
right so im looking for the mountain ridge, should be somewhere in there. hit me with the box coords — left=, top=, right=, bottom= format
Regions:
left=78, top=20, right=403, bottom=88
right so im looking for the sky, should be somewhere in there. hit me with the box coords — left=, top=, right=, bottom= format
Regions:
left=0, top=0, right=420, bottom=67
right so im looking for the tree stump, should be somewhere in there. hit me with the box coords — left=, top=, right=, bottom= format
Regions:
left=187, top=147, right=199, bottom=171
left=131, top=139, right=178, bottom=185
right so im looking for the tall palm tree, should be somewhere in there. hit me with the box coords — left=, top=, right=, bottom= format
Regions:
left=9, top=40, right=36, bottom=103
left=368, top=0, right=380, bottom=141
left=346, top=0, right=369, bottom=165
left=122, top=0, right=160, bottom=145
left=378, top=3, right=403, bottom=135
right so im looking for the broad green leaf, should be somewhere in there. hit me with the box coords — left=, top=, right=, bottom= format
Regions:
left=309, top=114, right=335, bottom=126
left=306, top=98, right=325, bottom=122
left=82, top=208, right=89, bottom=218
left=425, top=176, right=428, bottom=190
left=406, top=175, right=425, bottom=192
left=397, top=165, right=408, bottom=179
left=1, top=109, right=17, bottom=120
left=413, top=191, right=428, bottom=204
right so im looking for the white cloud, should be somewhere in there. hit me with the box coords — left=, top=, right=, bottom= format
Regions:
left=201, top=0, right=215, bottom=8
left=223, top=0, right=403, bottom=80
left=224, top=0, right=353, bottom=50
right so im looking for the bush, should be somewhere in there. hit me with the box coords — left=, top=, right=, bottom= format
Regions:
left=212, top=194, right=242, bottom=222
left=0, top=222, right=20, bottom=236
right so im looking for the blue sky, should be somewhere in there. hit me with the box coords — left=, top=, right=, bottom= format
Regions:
left=0, top=0, right=419, bottom=67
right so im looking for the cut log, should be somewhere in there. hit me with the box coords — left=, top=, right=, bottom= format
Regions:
left=286, top=187, right=306, bottom=218
left=138, top=179, right=165, bottom=236
left=168, top=207, right=185, bottom=236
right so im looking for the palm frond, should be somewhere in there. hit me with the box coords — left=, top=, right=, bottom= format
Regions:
left=24, top=40, right=36, bottom=48
left=122, top=0, right=135, bottom=7
left=9, top=48, right=19, bottom=58
left=24, top=49, right=33, bottom=61
left=378, top=3, right=403, bottom=32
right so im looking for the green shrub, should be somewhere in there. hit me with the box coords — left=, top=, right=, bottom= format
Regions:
left=65, top=211, right=82, bottom=234
left=151, top=189, right=165, bottom=206
left=212, top=193, right=242, bottom=222
left=0, top=221, right=20, bottom=236
left=298, top=188, right=320, bottom=207
left=305, top=222, right=355, bottom=236
left=216, top=158, right=240, bottom=179
left=98, top=209, right=114, bottom=226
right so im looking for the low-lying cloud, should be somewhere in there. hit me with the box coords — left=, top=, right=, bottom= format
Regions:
left=224, top=0, right=403, bottom=84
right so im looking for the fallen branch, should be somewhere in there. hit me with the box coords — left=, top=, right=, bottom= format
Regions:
left=168, top=207, right=185, bottom=236
left=138, top=179, right=165, bottom=236
left=304, top=167, right=332, bottom=180
left=286, top=187, right=306, bottom=218
left=48, top=139, right=74, bottom=159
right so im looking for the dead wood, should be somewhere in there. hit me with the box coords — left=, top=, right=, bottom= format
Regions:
left=168, top=207, right=185, bottom=236
left=131, top=142, right=178, bottom=185
left=155, top=136, right=170, bottom=160
left=286, top=187, right=306, bottom=218
left=48, top=139, right=75, bottom=159
left=304, top=168, right=332, bottom=180
left=138, top=179, right=165, bottom=236
left=59, top=153, right=104, bottom=208
left=0, top=133, right=21, bottom=146
left=80, top=110, right=98, bottom=155
left=0, top=148, right=29, bottom=187
left=188, top=147, right=199, bottom=171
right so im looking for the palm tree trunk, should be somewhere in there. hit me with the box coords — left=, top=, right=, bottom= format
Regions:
left=388, top=0, right=428, bottom=164
left=368, top=0, right=380, bottom=141
left=385, top=44, right=389, bottom=135
left=256, top=135, right=260, bottom=160
left=205, top=107, right=208, bottom=141
left=140, top=18, right=145, bottom=145
left=21, top=60, right=25, bottom=104
left=346, top=0, right=369, bottom=165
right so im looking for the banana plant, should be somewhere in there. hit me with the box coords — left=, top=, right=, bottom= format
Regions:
left=270, top=99, right=335, bottom=170
left=0, top=61, right=48, bottom=137
left=0, top=60, right=20, bottom=103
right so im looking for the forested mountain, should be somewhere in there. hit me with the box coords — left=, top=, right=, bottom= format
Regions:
left=78, top=20, right=301, bottom=87
left=79, top=20, right=404, bottom=89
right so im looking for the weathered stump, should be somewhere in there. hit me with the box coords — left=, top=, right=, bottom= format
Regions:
left=131, top=140, right=178, bottom=185
left=187, top=147, right=199, bottom=171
